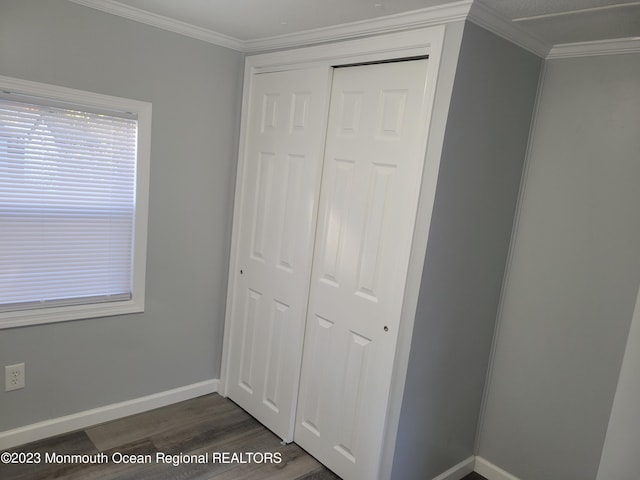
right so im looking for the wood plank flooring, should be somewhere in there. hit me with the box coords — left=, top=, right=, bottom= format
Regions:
left=0, top=393, right=486, bottom=480
left=463, top=474, right=488, bottom=480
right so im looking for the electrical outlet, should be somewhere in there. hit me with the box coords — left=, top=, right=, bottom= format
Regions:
left=5, top=363, right=25, bottom=391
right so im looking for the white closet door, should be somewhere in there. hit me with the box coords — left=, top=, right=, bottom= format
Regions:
left=294, top=59, right=431, bottom=479
left=225, top=67, right=331, bottom=441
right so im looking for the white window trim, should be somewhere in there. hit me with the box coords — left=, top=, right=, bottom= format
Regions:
left=0, top=75, right=151, bottom=329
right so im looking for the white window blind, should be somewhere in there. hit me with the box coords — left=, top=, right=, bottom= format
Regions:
left=0, top=96, right=138, bottom=313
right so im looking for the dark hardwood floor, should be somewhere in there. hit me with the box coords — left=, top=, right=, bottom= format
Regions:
left=462, top=474, right=488, bottom=480
left=0, top=393, right=487, bottom=480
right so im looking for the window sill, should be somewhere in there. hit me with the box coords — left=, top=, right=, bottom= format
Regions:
left=0, top=299, right=145, bottom=329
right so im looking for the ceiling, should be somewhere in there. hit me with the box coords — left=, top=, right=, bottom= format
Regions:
left=69, top=0, right=640, bottom=54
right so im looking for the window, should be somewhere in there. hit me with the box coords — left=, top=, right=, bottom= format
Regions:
left=0, top=76, right=151, bottom=329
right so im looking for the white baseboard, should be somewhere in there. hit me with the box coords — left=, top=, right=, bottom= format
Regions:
left=432, top=456, right=475, bottom=480
left=474, top=456, right=521, bottom=480
left=0, top=379, right=219, bottom=450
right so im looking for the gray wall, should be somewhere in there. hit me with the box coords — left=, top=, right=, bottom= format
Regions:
left=391, top=22, right=541, bottom=479
left=477, top=53, right=640, bottom=480
left=597, top=285, right=640, bottom=480
left=0, top=0, right=243, bottom=431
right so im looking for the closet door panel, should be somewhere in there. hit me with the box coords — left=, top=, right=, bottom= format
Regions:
left=225, top=67, right=331, bottom=441
left=295, top=59, right=431, bottom=480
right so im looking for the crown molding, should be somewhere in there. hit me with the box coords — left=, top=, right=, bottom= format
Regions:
left=66, top=0, right=245, bottom=51
left=547, top=37, right=640, bottom=59
left=468, top=1, right=550, bottom=58
left=243, top=1, right=472, bottom=52
left=66, top=0, right=471, bottom=53
left=68, top=0, right=636, bottom=59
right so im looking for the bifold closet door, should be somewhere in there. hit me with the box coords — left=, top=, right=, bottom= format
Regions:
left=294, top=59, right=431, bottom=480
left=224, top=67, right=331, bottom=442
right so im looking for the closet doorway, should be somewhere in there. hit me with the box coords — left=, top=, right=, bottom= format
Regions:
left=221, top=27, right=446, bottom=480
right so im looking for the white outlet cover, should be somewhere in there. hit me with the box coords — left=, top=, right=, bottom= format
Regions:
left=5, top=363, right=25, bottom=391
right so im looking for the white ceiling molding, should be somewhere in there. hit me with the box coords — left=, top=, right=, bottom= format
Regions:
left=67, top=0, right=472, bottom=53
left=67, top=0, right=636, bottom=60
left=242, top=1, right=472, bottom=52
left=547, top=37, right=640, bottom=59
left=468, top=1, right=550, bottom=58
left=66, top=0, right=245, bottom=51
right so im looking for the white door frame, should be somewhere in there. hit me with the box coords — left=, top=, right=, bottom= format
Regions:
left=221, top=24, right=447, bottom=477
